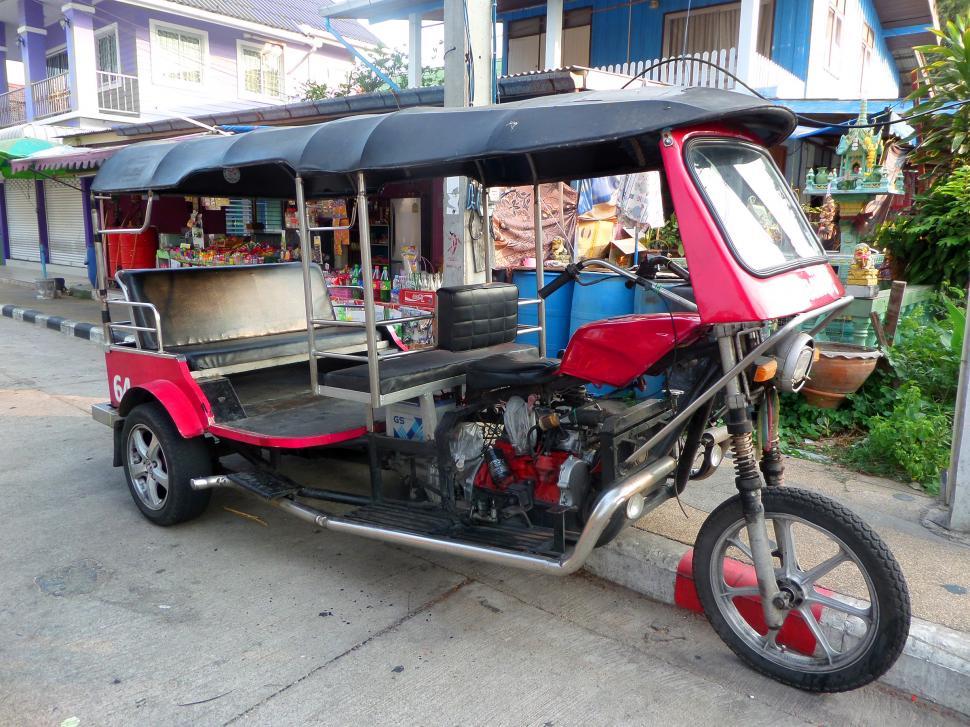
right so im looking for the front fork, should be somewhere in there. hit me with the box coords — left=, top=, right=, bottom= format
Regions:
left=716, top=326, right=786, bottom=630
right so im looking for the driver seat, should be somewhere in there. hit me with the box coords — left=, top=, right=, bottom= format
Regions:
left=465, top=350, right=560, bottom=389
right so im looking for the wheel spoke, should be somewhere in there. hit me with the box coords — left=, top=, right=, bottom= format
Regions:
left=144, top=478, right=163, bottom=507
left=146, top=436, right=160, bottom=461
left=132, top=429, right=150, bottom=458
left=799, top=550, right=848, bottom=588
left=718, top=585, right=761, bottom=599
left=762, top=628, right=781, bottom=652
left=772, top=518, right=799, bottom=576
left=152, top=462, right=168, bottom=485
left=805, top=590, right=872, bottom=623
left=726, top=536, right=753, bottom=561
left=797, top=605, right=838, bottom=665
left=128, top=460, right=148, bottom=479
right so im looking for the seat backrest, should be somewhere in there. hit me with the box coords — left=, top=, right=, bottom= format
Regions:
left=436, top=282, right=519, bottom=352
left=116, top=262, right=332, bottom=349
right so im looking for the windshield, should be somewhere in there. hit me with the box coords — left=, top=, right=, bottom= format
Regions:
left=687, top=141, right=825, bottom=274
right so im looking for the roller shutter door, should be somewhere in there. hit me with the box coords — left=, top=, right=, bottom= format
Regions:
left=4, top=180, right=41, bottom=262
left=45, top=180, right=87, bottom=267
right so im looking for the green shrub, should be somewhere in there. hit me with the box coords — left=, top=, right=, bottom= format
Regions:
left=780, top=291, right=965, bottom=491
left=851, top=384, right=952, bottom=491
left=873, top=167, right=970, bottom=286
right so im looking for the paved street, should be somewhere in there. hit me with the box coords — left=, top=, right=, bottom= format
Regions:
left=0, top=317, right=964, bottom=726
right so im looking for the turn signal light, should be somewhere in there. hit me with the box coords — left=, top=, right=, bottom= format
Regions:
left=753, top=358, right=778, bottom=382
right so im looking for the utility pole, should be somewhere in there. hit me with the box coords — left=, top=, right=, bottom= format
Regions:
left=441, top=0, right=493, bottom=286
left=945, top=282, right=970, bottom=532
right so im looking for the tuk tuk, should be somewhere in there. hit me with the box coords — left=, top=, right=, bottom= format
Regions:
left=90, top=85, right=909, bottom=692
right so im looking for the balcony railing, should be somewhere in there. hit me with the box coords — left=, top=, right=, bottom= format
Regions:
left=97, top=71, right=140, bottom=115
left=31, top=72, right=72, bottom=119
left=596, top=48, right=806, bottom=98
left=0, top=87, right=26, bottom=127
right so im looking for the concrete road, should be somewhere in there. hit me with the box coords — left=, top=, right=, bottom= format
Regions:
left=0, top=318, right=963, bottom=726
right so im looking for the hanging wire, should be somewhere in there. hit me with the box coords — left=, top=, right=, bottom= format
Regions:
left=621, top=56, right=970, bottom=130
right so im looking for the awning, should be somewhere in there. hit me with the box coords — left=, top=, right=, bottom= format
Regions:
left=93, top=86, right=797, bottom=198
left=10, top=145, right=121, bottom=174
left=0, top=137, right=60, bottom=179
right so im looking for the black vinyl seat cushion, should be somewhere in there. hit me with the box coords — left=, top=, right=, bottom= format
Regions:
left=324, top=342, right=537, bottom=395
left=170, top=326, right=368, bottom=371
left=465, top=351, right=560, bottom=389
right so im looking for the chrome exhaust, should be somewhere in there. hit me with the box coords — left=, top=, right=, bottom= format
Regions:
left=319, top=456, right=677, bottom=575
left=190, top=475, right=231, bottom=490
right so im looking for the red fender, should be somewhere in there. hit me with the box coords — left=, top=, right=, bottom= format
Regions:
left=119, top=379, right=210, bottom=439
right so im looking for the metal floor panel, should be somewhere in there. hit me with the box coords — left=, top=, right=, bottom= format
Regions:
left=341, top=503, right=561, bottom=555
left=226, top=397, right=370, bottom=438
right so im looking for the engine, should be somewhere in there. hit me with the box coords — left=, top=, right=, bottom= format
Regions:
left=448, top=393, right=668, bottom=529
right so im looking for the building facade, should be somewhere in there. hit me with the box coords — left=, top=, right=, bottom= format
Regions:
left=500, top=0, right=931, bottom=102
left=0, top=0, right=377, bottom=269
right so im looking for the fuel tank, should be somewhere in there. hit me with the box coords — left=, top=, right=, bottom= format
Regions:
left=558, top=313, right=706, bottom=388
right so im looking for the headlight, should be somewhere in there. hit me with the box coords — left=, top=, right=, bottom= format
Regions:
left=773, top=332, right=816, bottom=393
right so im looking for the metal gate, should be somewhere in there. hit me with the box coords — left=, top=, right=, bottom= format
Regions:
left=44, top=179, right=87, bottom=267
left=4, top=180, right=41, bottom=262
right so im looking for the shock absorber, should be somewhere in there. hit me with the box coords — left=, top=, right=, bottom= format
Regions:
left=757, top=386, right=785, bottom=487
left=716, top=326, right=785, bottom=630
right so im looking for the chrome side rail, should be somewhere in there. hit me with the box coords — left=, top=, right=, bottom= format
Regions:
left=107, top=300, right=163, bottom=351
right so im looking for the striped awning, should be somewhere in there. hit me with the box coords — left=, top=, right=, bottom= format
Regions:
left=10, top=145, right=121, bottom=174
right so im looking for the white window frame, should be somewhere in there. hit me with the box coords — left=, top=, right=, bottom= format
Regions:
left=824, top=0, right=845, bottom=77
left=95, top=23, right=121, bottom=89
left=45, top=46, right=69, bottom=78
left=859, top=22, right=874, bottom=92
left=149, top=19, right=208, bottom=88
left=236, top=39, right=285, bottom=100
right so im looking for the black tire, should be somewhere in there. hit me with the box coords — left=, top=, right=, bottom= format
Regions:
left=693, top=487, right=910, bottom=692
left=121, top=402, right=213, bottom=526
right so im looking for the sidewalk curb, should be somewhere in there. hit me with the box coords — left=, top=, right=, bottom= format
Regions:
left=586, top=528, right=970, bottom=717
left=1, top=304, right=103, bottom=344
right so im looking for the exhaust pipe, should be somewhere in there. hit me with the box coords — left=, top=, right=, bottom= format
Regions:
left=321, top=456, right=677, bottom=576
left=190, top=475, right=231, bottom=490
left=198, top=458, right=677, bottom=576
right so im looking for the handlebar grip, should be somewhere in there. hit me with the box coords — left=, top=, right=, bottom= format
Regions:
left=538, top=267, right=575, bottom=299
left=667, top=260, right=690, bottom=281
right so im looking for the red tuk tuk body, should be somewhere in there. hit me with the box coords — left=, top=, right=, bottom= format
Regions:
left=88, top=87, right=910, bottom=694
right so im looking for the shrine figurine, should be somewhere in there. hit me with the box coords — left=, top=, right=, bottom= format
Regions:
left=846, top=242, right=880, bottom=286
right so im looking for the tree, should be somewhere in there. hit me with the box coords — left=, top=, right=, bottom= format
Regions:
left=301, top=44, right=444, bottom=100
left=908, top=16, right=970, bottom=177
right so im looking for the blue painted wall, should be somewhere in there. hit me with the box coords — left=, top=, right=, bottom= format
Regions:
left=501, top=0, right=816, bottom=80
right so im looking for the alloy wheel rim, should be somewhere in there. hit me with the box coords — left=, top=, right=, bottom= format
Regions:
left=127, top=424, right=169, bottom=511
left=708, top=513, right=880, bottom=672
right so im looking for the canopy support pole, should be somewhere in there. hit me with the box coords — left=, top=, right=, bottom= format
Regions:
left=532, top=183, right=546, bottom=357
left=356, top=172, right=382, bottom=413
left=295, top=174, right=320, bottom=395
left=94, top=197, right=109, bottom=342
left=483, top=186, right=492, bottom=283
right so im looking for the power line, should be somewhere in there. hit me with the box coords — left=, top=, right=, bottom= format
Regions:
left=620, top=56, right=970, bottom=130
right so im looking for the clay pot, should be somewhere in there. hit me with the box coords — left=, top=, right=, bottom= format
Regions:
left=802, top=342, right=881, bottom=409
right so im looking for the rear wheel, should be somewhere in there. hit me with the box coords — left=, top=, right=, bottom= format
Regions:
left=122, top=403, right=212, bottom=526
left=693, top=487, right=910, bottom=692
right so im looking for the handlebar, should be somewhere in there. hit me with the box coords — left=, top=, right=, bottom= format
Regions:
left=538, top=263, right=580, bottom=299
left=536, top=257, right=698, bottom=312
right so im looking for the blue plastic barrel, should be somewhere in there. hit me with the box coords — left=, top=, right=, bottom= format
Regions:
left=569, top=271, right=636, bottom=335
left=513, top=269, right=574, bottom=358
left=568, top=272, right=636, bottom=396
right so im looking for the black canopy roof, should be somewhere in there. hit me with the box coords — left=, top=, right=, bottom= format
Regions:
left=92, top=86, right=796, bottom=198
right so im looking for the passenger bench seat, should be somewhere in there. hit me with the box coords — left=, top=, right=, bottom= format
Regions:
left=322, top=282, right=537, bottom=397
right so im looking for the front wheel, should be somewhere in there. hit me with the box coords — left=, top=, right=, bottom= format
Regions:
left=693, top=487, right=910, bottom=692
